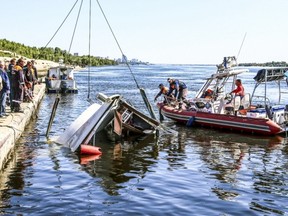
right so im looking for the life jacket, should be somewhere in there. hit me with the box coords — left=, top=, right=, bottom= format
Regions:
left=161, top=86, right=169, bottom=94
left=12, top=65, right=24, bottom=86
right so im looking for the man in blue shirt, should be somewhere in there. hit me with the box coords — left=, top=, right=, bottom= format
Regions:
left=0, top=61, right=10, bottom=117
left=167, top=78, right=188, bottom=111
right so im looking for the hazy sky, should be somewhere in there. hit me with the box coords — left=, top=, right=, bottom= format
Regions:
left=1, top=0, right=287, bottom=64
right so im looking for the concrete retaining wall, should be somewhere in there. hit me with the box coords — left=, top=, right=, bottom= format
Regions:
left=0, top=84, right=46, bottom=170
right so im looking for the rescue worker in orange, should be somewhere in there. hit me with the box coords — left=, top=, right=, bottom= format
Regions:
left=231, top=79, right=244, bottom=97
left=154, top=83, right=169, bottom=104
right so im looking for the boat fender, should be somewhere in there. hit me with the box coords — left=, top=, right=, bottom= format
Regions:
left=186, top=116, right=195, bottom=127
left=80, top=145, right=102, bottom=155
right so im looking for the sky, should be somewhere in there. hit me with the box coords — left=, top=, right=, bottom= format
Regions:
left=1, top=0, right=288, bottom=64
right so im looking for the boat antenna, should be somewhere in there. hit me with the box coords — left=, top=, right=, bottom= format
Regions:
left=88, top=0, right=92, bottom=100
left=236, top=32, right=247, bottom=64
left=95, top=0, right=156, bottom=119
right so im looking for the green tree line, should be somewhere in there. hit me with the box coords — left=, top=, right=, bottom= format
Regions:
left=239, top=61, right=288, bottom=67
left=0, top=38, right=117, bottom=67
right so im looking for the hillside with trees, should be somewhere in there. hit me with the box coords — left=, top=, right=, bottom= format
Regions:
left=239, top=61, right=288, bottom=67
left=0, top=38, right=117, bottom=67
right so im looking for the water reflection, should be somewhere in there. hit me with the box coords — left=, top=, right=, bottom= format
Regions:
left=159, top=125, right=287, bottom=203
left=76, top=132, right=158, bottom=196
left=0, top=120, right=41, bottom=210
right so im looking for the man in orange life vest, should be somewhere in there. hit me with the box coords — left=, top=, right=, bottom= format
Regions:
left=167, top=78, right=188, bottom=110
left=154, top=83, right=169, bottom=104
left=231, top=79, right=244, bottom=97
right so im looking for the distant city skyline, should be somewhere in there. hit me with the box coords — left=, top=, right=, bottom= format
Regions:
left=1, top=0, right=287, bottom=64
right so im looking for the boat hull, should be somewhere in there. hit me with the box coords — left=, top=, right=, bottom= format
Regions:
left=46, top=88, right=78, bottom=94
left=158, top=103, right=284, bottom=135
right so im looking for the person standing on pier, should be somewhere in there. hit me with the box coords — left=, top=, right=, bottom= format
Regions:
left=23, top=61, right=34, bottom=100
left=0, top=61, right=10, bottom=117
left=31, top=60, right=38, bottom=82
left=7, top=58, right=16, bottom=110
left=11, top=58, right=25, bottom=113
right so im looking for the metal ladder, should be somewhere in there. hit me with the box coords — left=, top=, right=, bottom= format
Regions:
left=122, top=109, right=133, bottom=123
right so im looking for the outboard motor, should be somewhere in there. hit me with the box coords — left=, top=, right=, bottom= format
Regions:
left=60, top=80, right=68, bottom=93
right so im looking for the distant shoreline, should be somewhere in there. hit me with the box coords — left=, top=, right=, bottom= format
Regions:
left=238, top=62, right=288, bottom=67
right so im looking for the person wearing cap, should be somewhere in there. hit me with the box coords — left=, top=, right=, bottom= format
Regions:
left=0, top=61, right=10, bottom=117
left=167, top=78, right=188, bottom=110
left=154, top=83, right=169, bottom=103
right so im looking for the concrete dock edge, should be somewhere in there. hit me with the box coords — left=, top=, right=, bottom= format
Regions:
left=0, top=83, right=46, bottom=170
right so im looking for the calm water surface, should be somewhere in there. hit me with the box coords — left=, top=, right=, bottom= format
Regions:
left=1, top=64, right=288, bottom=215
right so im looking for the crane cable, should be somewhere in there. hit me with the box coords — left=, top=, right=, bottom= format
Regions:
left=88, top=0, right=92, bottom=100
left=95, top=0, right=140, bottom=89
left=68, top=0, right=84, bottom=53
left=95, top=0, right=156, bottom=119
left=44, top=0, right=79, bottom=48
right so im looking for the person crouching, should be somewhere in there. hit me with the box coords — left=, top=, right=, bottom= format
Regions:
left=154, top=83, right=169, bottom=104
left=167, top=78, right=188, bottom=110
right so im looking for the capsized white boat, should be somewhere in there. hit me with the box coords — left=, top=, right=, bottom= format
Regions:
left=56, top=93, right=162, bottom=152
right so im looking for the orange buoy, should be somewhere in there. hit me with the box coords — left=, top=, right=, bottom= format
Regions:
left=80, top=145, right=102, bottom=155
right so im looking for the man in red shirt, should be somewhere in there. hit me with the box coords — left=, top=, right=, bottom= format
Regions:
left=231, top=79, right=244, bottom=97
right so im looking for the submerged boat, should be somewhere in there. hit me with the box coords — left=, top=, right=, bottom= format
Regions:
left=157, top=56, right=288, bottom=135
left=45, top=65, right=78, bottom=93
left=56, top=93, right=161, bottom=152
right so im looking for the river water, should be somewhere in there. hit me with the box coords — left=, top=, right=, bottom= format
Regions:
left=1, top=64, right=288, bottom=215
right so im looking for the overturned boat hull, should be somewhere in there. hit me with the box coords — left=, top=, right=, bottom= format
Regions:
left=56, top=96, right=119, bottom=151
left=56, top=93, right=161, bottom=152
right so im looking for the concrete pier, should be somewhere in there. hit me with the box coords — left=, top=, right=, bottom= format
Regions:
left=0, top=83, right=46, bottom=170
